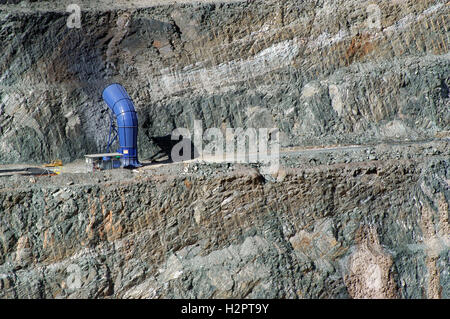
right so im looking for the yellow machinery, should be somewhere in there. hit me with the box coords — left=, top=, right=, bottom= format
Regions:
left=43, top=160, right=62, bottom=175
left=44, top=160, right=63, bottom=167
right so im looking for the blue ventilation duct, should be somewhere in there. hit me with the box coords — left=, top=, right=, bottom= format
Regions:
left=102, top=83, right=141, bottom=168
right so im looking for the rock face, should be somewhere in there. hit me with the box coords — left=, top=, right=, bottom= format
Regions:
left=0, top=0, right=449, bottom=299
left=0, top=141, right=448, bottom=299
left=0, top=0, right=448, bottom=163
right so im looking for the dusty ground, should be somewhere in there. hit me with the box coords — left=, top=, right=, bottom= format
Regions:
left=0, top=138, right=448, bottom=189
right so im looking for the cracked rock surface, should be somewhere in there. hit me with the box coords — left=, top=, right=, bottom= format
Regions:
left=0, top=0, right=448, bottom=163
left=0, top=141, right=448, bottom=298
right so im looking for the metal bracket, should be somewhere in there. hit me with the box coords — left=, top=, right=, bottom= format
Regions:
left=106, top=109, right=118, bottom=153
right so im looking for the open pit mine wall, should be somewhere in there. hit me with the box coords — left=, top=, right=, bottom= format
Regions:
left=0, top=0, right=449, bottom=164
left=0, top=155, right=448, bottom=298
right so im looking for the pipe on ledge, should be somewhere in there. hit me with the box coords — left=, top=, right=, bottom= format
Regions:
left=102, top=83, right=141, bottom=168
